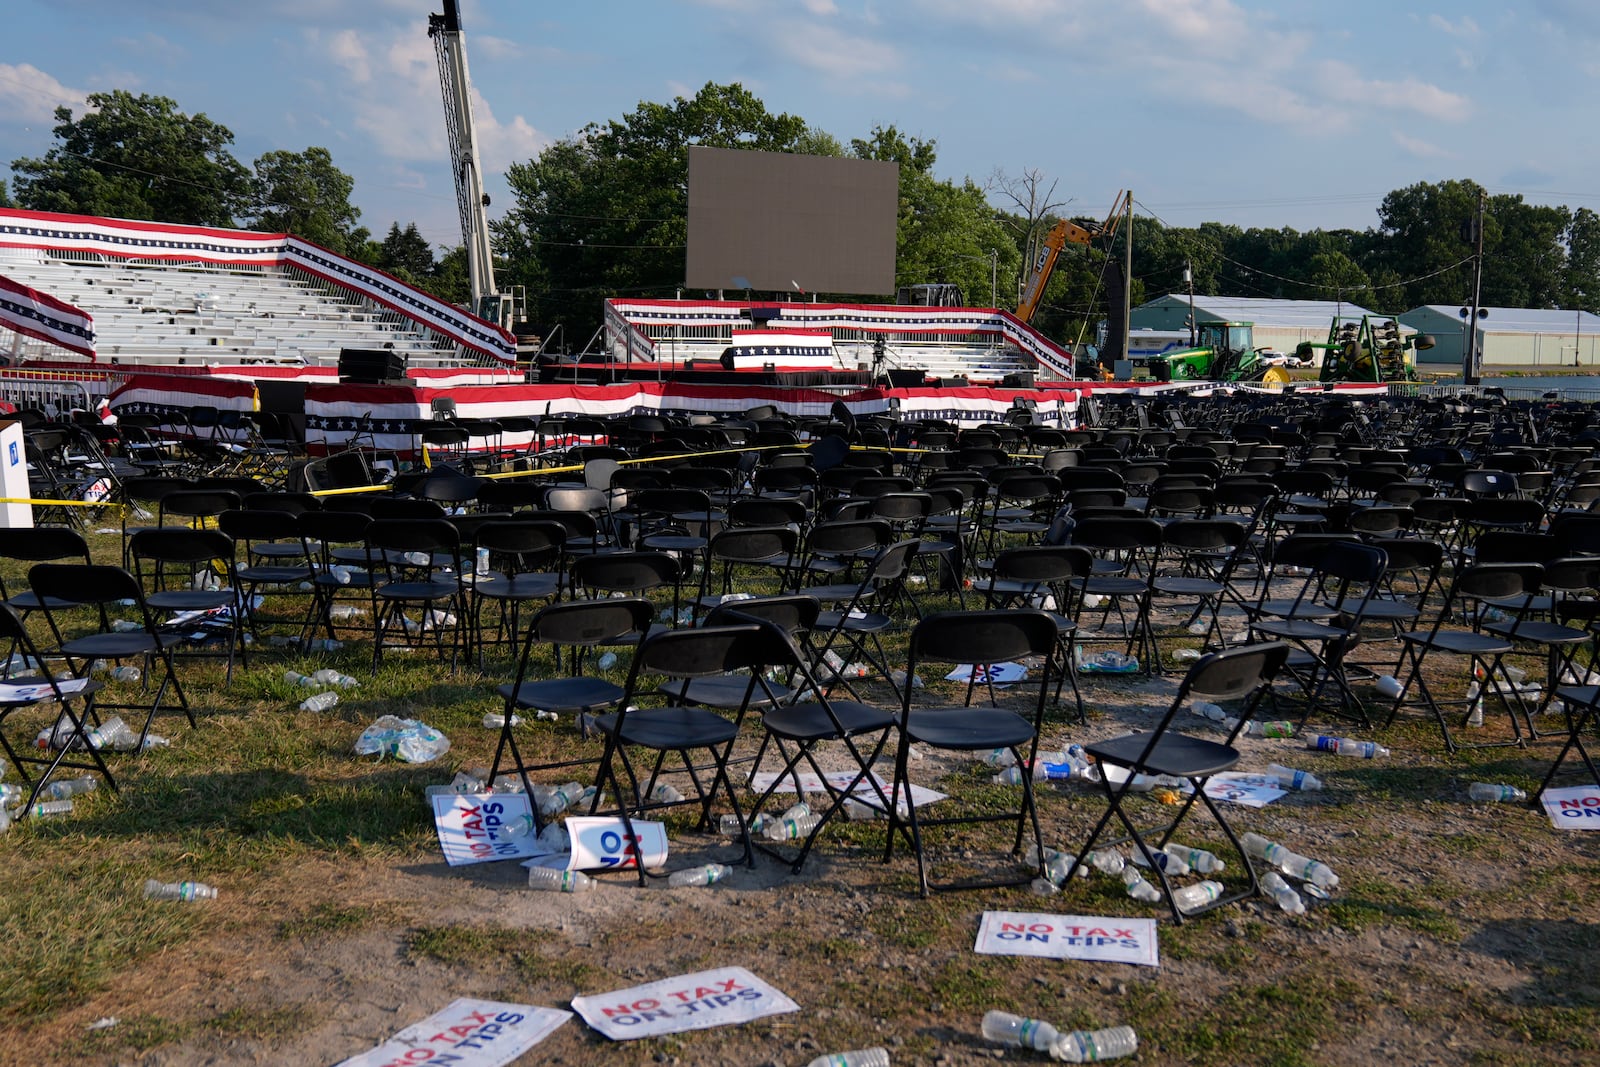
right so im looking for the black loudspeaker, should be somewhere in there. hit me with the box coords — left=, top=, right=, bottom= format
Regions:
left=1001, top=371, right=1036, bottom=389
left=886, top=368, right=928, bottom=388
left=339, top=347, right=407, bottom=383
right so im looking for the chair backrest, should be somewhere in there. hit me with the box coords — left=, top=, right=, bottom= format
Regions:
left=571, top=550, right=680, bottom=595
left=706, top=525, right=798, bottom=566
left=1181, top=641, right=1292, bottom=704
left=529, top=597, right=655, bottom=647
left=129, top=526, right=237, bottom=568
left=30, top=562, right=144, bottom=610
left=991, top=544, right=1094, bottom=584
left=704, top=593, right=820, bottom=635
left=905, top=608, right=1059, bottom=709
left=630, top=622, right=772, bottom=681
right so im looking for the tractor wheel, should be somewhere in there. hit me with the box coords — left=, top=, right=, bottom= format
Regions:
left=1262, top=366, right=1292, bottom=387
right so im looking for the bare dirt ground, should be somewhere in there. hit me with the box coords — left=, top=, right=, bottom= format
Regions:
left=18, top=639, right=1600, bottom=1067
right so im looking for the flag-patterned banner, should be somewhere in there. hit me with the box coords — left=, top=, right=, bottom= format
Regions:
left=0, top=209, right=517, bottom=365
left=0, top=272, right=95, bottom=358
left=605, top=298, right=1078, bottom=379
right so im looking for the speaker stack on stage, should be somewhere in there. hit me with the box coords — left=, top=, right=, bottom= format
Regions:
left=338, top=347, right=409, bottom=384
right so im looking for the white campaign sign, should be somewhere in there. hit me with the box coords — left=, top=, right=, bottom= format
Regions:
left=1539, top=785, right=1600, bottom=830
left=746, top=769, right=946, bottom=812
left=570, top=966, right=799, bottom=1041
left=431, top=794, right=544, bottom=867
left=334, top=997, right=570, bottom=1067
left=1195, top=772, right=1286, bottom=808
left=975, top=911, right=1160, bottom=968
left=565, top=816, right=669, bottom=871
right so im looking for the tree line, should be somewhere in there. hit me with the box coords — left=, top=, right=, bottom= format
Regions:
left=7, top=84, right=1598, bottom=351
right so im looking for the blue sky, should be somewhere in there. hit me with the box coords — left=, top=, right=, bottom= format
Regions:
left=2, top=0, right=1597, bottom=256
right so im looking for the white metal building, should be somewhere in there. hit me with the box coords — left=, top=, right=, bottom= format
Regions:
left=1128, top=294, right=1390, bottom=356
left=1398, top=305, right=1600, bottom=367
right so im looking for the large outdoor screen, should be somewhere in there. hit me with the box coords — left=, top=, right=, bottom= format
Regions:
left=686, top=146, right=898, bottom=296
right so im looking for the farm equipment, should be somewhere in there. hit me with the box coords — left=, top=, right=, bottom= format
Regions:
left=1144, top=321, right=1288, bottom=385
left=1298, top=315, right=1431, bottom=384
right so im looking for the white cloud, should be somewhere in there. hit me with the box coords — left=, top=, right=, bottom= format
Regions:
left=769, top=21, right=902, bottom=80
left=1392, top=129, right=1453, bottom=158
left=309, top=25, right=546, bottom=171
left=1315, top=61, right=1470, bottom=122
left=472, top=34, right=522, bottom=61
left=1427, top=13, right=1480, bottom=36
left=0, top=64, right=89, bottom=125
left=113, top=32, right=188, bottom=67
left=801, top=0, right=839, bottom=13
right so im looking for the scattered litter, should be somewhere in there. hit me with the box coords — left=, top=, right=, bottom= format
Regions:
left=334, top=998, right=570, bottom=1067
left=944, top=661, right=1028, bottom=685
left=1074, top=649, right=1139, bottom=674
left=570, top=967, right=798, bottom=1040
left=85, top=1017, right=119, bottom=1031
left=354, top=716, right=450, bottom=763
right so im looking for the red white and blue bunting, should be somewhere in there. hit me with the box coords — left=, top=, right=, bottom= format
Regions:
left=0, top=273, right=95, bottom=358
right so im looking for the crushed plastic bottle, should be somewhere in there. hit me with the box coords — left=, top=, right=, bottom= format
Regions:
left=1171, top=879, right=1224, bottom=914
left=1241, top=832, right=1339, bottom=888
left=888, top=669, right=925, bottom=689
left=1051, top=1026, right=1139, bottom=1063
left=596, top=651, right=619, bottom=670
left=299, top=691, right=338, bottom=713
left=1190, top=700, right=1226, bottom=721
left=526, top=867, right=596, bottom=893
left=1173, top=648, right=1202, bottom=662
left=718, top=812, right=773, bottom=836
left=1267, top=763, right=1323, bottom=791
left=311, top=669, right=360, bottom=689
left=303, top=638, right=344, bottom=653
left=1468, top=782, right=1528, bottom=803
left=535, top=781, right=594, bottom=818
left=1121, top=865, right=1161, bottom=902
left=353, top=715, right=451, bottom=763
left=1162, top=841, right=1225, bottom=874
left=43, top=776, right=98, bottom=800
left=805, top=1049, right=890, bottom=1067
left=1241, top=719, right=1296, bottom=739
left=327, top=603, right=366, bottom=620
left=1075, top=648, right=1139, bottom=673
left=648, top=782, right=686, bottom=804
left=1087, top=847, right=1126, bottom=875
left=481, top=712, right=524, bottom=730
left=841, top=799, right=886, bottom=822
left=981, top=1011, right=1060, bottom=1052
left=284, top=670, right=321, bottom=689
left=1307, top=735, right=1388, bottom=759
left=1260, top=871, right=1306, bottom=915
left=144, top=878, right=217, bottom=901
left=1025, top=843, right=1088, bottom=885
left=666, top=863, right=730, bottom=888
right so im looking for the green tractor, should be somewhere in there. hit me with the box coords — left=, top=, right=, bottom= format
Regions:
left=1299, top=315, right=1432, bottom=384
left=1146, top=321, right=1285, bottom=384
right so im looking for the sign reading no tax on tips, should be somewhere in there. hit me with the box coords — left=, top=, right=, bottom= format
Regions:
left=975, top=911, right=1160, bottom=968
left=431, top=794, right=543, bottom=867
left=334, top=997, right=570, bottom=1067
left=1540, top=786, right=1600, bottom=830
left=571, top=966, right=799, bottom=1040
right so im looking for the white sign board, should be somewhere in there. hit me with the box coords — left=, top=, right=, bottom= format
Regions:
left=431, top=794, right=544, bottom=867
left=1194, top=772, right=1286, bottom=808
left=570, top=966, right=799, bottom=1041
left=944, top=662, right=1028, bottom=686
left=334, top=998, right=570, bottom=1067
left=746, top=769, right=946, bottom=812
left=565, top=816, right=669, bottom=871
left=1540, top=785, right=1600, bottom=830
left=975, top=911, right=1160, bottom=968
left=0, top=676, right=91, bottom=702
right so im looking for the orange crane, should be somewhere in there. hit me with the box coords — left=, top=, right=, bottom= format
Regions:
left=1014, top=190, right=1129, bottom=325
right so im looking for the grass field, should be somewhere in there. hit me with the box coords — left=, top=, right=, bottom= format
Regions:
left=1, top=526, right=1598, bottom=1066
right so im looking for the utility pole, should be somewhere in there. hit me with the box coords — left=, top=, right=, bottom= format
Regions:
left=1123, top=191, right=1133, bottom=364
left=1463, top=189, right=1486, bottom=385
left=1184, top=260, right=1197, bottom=346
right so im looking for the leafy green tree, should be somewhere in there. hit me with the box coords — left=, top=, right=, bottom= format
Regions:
left=377, top=222, right=437, bottom=284
left=1566, top=207, right=1600, bottom=314
left=0, top=180, right=11, bottom=209
left=497, top=82, right=812, bottom=337
left=10, top=90, right=248, bottom=226
left=245, top=147, right=363, bottom=255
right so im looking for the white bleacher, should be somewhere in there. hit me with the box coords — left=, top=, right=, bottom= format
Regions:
left=0, top=251, right=469, bottom=369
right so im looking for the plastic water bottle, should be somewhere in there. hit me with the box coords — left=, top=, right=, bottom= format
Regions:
left=1241, top=832, right=1339, bottom=889
left=143, top=879, right=217, bottom=901
left=107, top=665, right=142, bottom=682
left=1468, top=782, right=1527, bottom=803
left=1243, top=719, right=1296, bottom=739
left=303, top=638, right=344, bottom=653
left=1122, top=865, right=1162, bottom=902
left=1162, top=842, right=1225, bottom=874
left=1025, top=843, right=1087, bottom=884
left=21, top=799, right=73, bottom=817
left=44, top=776, right=98, bottom=800
left=299, top=691, right=338, bottom=713
left=981, top=1011, right=1060, bottom=1052
left=110, top=619, right=143, bottom=633
left=536, top=781, right=591, bottom=817
left=1267, top=763, right=1323, bottom=791
left=1052, top=1027, right=1139, bottom=1063
left=284, top=670, right=320, bottom=689
left=1129, top=846, right=1191, bottom=877
left=1171, top=879, right=1224, bottom=914
left=719, top=812, right=772, bottom=836
left=1190, top=700, right=1226, bottom=722
left=312, top=669, right=360, bottom=689
left=765, top=812, right=824, bottom=841
left=842, top=799, right=886, bottom=822
left=481, top=712, right=523, bottom=729
left=805, top=1049, right=890, bottom=1067
left=1307, top=735, right=1389, bottom=759
left=1087, top=848, right=1125, bottom=875
left=596, top=651, right=619, bottom=670
left=1260, top=871, right=1306, bottom=915
left=778, top=800, right=812, bottom=822
left=666, top=863, right=730, bottom=888
left=648, top=782, right=686, bottom=804
left=526, top=867, right=596, bottom=893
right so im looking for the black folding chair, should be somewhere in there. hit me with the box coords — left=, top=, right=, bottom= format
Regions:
left=885, top=608, right=1060, bottom=897
left=1069, top=642, right=1291, bottom=923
